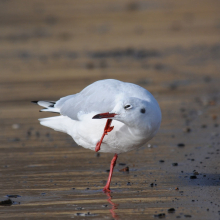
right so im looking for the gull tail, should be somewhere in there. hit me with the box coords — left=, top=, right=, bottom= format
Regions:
left=31, top=101, right=60, bottom=113
left=39, top=116, right=74, bottom=134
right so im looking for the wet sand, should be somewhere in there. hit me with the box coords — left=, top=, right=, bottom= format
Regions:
left=0, top=0, right=220, bottom=219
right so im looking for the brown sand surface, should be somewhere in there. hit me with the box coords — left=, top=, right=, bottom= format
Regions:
left=0, top=0, right=220, bottom=219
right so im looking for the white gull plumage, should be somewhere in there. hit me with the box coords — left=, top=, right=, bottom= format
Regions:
left=33, top=79, right=161, bottom=192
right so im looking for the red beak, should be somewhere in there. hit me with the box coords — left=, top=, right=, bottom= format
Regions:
left=92, top=112, right=117, bottom=119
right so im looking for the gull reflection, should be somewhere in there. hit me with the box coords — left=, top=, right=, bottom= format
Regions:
left=105, top=192, right=119, bottom=220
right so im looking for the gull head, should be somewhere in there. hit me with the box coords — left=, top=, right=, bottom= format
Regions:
left=93, top=96, right=161, bottom=134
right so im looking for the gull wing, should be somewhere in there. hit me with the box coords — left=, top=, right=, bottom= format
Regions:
left=55, top=80, right=120, bottom=120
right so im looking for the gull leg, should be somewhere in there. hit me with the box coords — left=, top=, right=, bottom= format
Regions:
left=103, top=153, right=118, bottom=192
left=95, top=119, right=114, bottom=152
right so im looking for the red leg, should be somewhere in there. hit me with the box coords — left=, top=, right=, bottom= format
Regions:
left=95, top=119, right=114, bottom=152
left=103, top=153, right=118, bottom=192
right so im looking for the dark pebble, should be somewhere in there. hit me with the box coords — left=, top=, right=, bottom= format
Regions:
left=76, top=207, right=83, bottom=210
left=154, top=213, right=166, bottom=218
left=85, top=62, right=94, bottom=70
left=101, top=204, right=108, bottom=207
left=177, top=143, right=185, bottom=147
left=106, top=169, right=110, bottom=172
left=159, top=160, right=165, bottom=163
left=167, top=208, right=175, bottom=213
left=6, top=195, right=21, bottom=198
left=184, top=214, right=192, bottom=217
left=190, top=175, right=197, bottom=179
left=45, top=132, right=50, bottom=137
left=27, top=131, right=31, bottom=137
left=172, top=163, right=178, bottom=166
left=10, top=138, right=20, bottom=142
left=183, top=127, right=191, bottom=133
left=127, top=2, right=139, bottom=11
left=119, top=163, right=126, bottom=166
left=0, top=199, right=13, bottom=206
left=127, top=182, right=131, bottom=186
left=119, top=166, right=129, bottom=172
left=35, top=131, right=40, bottom=137
left=150, top=183, right=154, bottom=187
left=75, top=213, right=82, bottom=216
left=204, top=76, right=211, bottom=83
left=75, top=212, right=96, bottom=216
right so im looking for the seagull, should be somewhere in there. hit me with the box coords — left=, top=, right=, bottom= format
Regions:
left=32, top=79, right=161, bottom=192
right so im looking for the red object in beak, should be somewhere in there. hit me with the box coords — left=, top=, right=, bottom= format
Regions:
left=92, top=112, right=117, bottom=119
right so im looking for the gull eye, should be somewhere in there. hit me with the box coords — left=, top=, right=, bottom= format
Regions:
left=140, top=108, right=146, bottom=114
left=124, top=104, right=132, bottom=110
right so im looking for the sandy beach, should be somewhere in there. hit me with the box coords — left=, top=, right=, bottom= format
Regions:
left=0, top=0, right=220, bottom=219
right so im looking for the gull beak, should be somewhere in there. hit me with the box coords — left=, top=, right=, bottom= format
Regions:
left=92, top=112, right=117, bottom=119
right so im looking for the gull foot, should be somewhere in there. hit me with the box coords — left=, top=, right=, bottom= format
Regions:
left=103, top=187, right=111, bottom=193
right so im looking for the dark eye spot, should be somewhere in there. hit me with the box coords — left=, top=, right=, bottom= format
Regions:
left=140, top=108, right=145, bottom=114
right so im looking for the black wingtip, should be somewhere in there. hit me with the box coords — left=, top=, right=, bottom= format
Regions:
left=31, top=101, right=39, bottom=104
